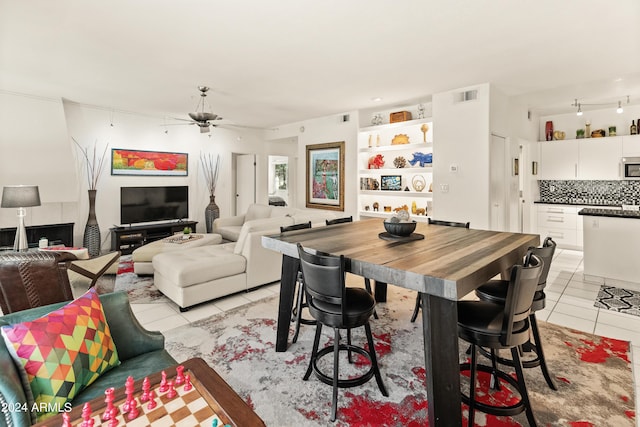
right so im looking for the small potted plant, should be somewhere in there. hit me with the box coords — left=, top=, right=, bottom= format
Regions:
left=182, top=226, right=192, bottom=240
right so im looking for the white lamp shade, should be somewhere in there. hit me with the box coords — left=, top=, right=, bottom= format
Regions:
left=1, top=185, right=41, bottom=208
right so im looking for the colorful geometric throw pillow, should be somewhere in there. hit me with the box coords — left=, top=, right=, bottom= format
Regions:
left=0, top=288, right=120, bottom=420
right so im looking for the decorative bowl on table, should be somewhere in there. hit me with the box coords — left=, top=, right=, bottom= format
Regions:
left=383, top=219, right=417, bottom=237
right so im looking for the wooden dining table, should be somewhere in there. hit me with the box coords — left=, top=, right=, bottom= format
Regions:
left=262, top=218, right=539, bottom=426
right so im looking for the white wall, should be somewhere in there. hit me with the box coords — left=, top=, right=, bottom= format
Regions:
left=1, top=91, right=276, bottom=252
left=267, top=112, right=358, bottom=216
left=432, top=84, right=492, bottom=229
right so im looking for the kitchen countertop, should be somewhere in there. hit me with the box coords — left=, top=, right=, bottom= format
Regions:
left=578, top=208, right=640, bottom=219
left=534, top=201, right=621, bottom=207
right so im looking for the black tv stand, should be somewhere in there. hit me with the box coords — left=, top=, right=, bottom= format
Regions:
left=110, top=221, right=198, bottom=255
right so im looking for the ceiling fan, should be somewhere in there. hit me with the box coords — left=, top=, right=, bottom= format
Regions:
left=171, top=86, right=225, bottom=133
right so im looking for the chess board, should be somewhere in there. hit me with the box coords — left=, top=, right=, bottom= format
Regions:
left=34, top=358, right=265, bottom=427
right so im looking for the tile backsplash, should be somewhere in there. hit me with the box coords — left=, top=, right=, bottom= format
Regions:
left=538, top=180, right=640, bottom=205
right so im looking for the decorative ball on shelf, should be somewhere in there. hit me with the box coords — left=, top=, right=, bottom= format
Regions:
left=393, top=156, right=407, bottom=168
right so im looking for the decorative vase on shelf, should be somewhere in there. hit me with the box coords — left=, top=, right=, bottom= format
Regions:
left=545, top=121, right=553, bottom=141
left=83, top=189, right=101, bottom=257
left=204, top=195, right=220, bottom=233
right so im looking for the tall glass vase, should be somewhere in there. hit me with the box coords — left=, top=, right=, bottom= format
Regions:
left=83, top=189, right=101, bottom=257
left=205, top=195, right=220, bottom=233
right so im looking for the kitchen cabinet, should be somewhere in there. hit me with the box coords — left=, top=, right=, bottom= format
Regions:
left=357, top=118, right=434, bottom=222
left=539, top=141, right=579, bottom=179
left=536, top=204, right=579, bottom=248
left=622, top=134, right=640, bottom=157
left=538, top=137, right=622, bottom=180
left=578, top=137, right=622, bottom=179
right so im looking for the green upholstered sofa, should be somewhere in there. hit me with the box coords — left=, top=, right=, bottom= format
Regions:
left=0, top=291, right=177, bottom=426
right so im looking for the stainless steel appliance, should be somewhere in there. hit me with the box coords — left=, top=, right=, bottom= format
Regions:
left=622, top=157, right=640, bottom=179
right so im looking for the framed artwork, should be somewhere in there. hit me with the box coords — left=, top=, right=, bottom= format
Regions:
left=306, top=141, right=345, bottom=211
left=381, top=175, right=402, bottom=191
left=111, top=149, right=188, bottom=176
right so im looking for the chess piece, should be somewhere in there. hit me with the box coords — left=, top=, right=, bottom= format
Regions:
left=62, top=412, right=72, bottom=427
left=122, top=376, right=135, bottom=413
left=103, top=387, right=117, bottom=420
left=127, top=398, right=139, bottom=420
left=140, top=377, right=151, bottom=402
left=147, top=389, right=157, bottom=410
left=159, top=370, right=169, bottom=393
left=108, top=415, right=119, bottom=427
left=175, top=365, right=185, bottom=385
left=184, top=373, right=193, bottom=391
left=80, top=402, right=92, bottom=427
left=166, top=380, right=177, bottom=399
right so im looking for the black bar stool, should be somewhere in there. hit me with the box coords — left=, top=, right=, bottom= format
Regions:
left=297, top=243, right=388, bottom=422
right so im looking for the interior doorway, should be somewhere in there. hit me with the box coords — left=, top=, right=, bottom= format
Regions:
left=233, top=153, right=256, bottom=215
left=268, top=155, right=295, bottom=207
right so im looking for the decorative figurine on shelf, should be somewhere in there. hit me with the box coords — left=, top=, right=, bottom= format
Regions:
left=368, top=154, right=385, bottom=169
left=585, top=121, right=591, bottom=138
left=373, top=202, right=379, bottom=212
left=411, top=201, right=417, bottom=214
left=417, top=104, right=426, bottom=119
left=421, top=124, right=429, bottom=142
left=371, top=113, right=383, bottom=126
left=392, top=134, right=410, bottom=145
left=412, top=175, right=426, bottom=192
left=376, top=134, right=381, bottom=147
left=393, top=205, right=409, bottom=213
left=368, top=134, right=373, bottom=148
left=393, top=156, right=407, bottom=168
left=415, top=207, right=426, bottom=216
left=408, top=152, right=433, bottom=167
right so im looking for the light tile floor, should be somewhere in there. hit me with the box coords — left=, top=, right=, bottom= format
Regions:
left=130, top=249, right=640, bottom=423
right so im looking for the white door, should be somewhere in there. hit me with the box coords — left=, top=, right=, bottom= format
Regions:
left=234, top=154, right=256, bottom=215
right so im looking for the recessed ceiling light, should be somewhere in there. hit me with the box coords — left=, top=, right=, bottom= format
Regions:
left=371, top=97, right=382, bottom=102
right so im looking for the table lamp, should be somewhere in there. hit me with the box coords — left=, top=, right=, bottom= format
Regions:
left=1, top=185, right=41, bottom=251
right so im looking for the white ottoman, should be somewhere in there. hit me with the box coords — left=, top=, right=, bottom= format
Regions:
left=132, top=233, right=222, bottom=275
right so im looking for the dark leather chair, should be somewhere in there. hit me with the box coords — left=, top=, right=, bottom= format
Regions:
left=474, top=237, right=557, bottom=390
left=297, top=243, right=387, bottom=421
left=325, top=216, right=353, bottom=225
left=411, top=218, right=470, bottom=322
left=0, top=251, right=76, bottom=314
left=458, top=251, right=543, bottom=427
left=325, top=216, right=378, bottom=318
left=280, top=222, right=313, bottom=343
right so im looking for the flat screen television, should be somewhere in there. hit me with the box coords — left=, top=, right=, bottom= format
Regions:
left=120, top=186, right=189, bottom=225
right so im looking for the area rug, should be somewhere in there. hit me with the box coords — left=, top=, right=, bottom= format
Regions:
left=163, top=286, right=636, bottom=426
left=96, top=255, right=169, bottom=304
left=595, top=285, right=640, bottom=317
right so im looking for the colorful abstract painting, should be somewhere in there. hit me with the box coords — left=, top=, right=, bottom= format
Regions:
left=306, top=141, right=344, bottom=211
left=111, top=149, right=188, bottom=176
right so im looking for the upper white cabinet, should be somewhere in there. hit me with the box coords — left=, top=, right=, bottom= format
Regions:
left=622, top=134, right=640, bottom=157
left=539, top=141, right=579, bottom=179
left=539, top=137, right=622, bottom=180
left=578, top=137, right=622, bottom=179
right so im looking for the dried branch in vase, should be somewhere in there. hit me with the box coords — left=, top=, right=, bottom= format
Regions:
left=72, top=138, right=109, bottom=190
left=200, top=153, right=221, bottom=196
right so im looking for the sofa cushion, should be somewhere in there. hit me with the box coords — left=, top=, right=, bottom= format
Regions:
left=270, top=206, right=297, bottom=217
left=245, top=204, right=273, bottom=222
left=0, top=288, right=120, bottom=420
left=233, top=216, right=293, bottom=255
left=218, top=225, right=243, bottom=242
left=153, top=244, right=246, bottom=287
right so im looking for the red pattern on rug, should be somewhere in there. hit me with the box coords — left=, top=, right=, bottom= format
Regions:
left=116, top=258, right=134, bottom=275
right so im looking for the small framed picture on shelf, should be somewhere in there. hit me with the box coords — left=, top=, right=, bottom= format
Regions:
left=380, top=175, right=402, bottom=191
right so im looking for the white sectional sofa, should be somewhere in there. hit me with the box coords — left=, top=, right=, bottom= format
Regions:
left=152, top=204, right=336, bottom=311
